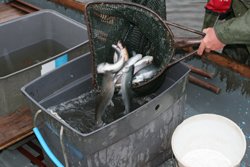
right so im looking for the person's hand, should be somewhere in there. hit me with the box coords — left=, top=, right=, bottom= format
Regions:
left=197, top=28, right=225, bottom=55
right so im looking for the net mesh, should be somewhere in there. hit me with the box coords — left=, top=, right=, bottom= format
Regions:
left=85, top=1, right=174, bottom=87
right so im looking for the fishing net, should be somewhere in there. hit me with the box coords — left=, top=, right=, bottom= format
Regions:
left=83, top=0, right=167, bottom=18
left=85, top=1, right=174, bottom=89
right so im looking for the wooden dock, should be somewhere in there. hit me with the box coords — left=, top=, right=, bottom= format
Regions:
left=0, top=0, right=39, bottom=150
left=0, top=108, right=33, bottom=150
left=0, top=3, right=25, bottom=23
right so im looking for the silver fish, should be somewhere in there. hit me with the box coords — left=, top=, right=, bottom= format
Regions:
left=117, top=41, right=129, bottom=61
left=127, top=54, right=143, bottom=66
left=132, top=64, right=158, bottom=84
left=121, top=65, right=134, bottom=114
left=134, top=55, right=154, bottom=74
left=97, top=45, right=125, bottom=73
left=113, top=52, right=119, bottom=63
left=134, top=55, right=153, bottom=66
left=114, top=53, right=142, bottom=84
left=97, top=42, right=129, bottom=73
left=113, top=44, right=119, bottom=63
left=113, top=41, right=129, bottom=62
left=95, top=72, right=115, bottom=127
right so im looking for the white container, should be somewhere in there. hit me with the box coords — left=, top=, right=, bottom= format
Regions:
left=171, top=114, right=246, bottom=167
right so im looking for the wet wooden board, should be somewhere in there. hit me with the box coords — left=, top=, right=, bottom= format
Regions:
left=0, top=108, right=33, bottom=150
left=9, top=0, right=40, bottom=14
left=0, top=1, right=39, bottom=150
left=50, top=0, right=85, bottom=12
left=0, top=3, right=31, bottom=147
left=182, top=46, right=250, bottom=79
left=0, top=3, right=25, bottom=24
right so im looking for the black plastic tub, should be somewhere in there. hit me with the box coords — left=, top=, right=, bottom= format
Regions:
left=22, top=53, right=190, bottom=167
left=0, top=10, right=89, bottom=115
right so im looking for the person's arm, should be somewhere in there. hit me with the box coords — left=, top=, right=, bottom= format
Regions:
left=198, top=9, right=250, bottom=55
left=202, top=10, right=219, bottom=29
left=197, top=28, right=225, bottom=55
left=202, top=0, right=231, bottom=29
left=215, top=9, right=250, bottom=45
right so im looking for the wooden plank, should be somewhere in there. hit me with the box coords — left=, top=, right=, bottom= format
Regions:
left=188, top=75, right=221, bottom=94
left=15, top=0, right=40, bottom=11
left=10, top=3, right=35, bottom=13
left=0, top=3, right=25, bottom=24
left=187, top=64, right=214, bottom=79
left=49, top=0, right=85, bottom=12
left=0, top=1, right=39, bottom=24
left=17, top=141, right=46, bottom=167
left=0, top=8, right=24, bottom=18
left=26, top=141, right=44, bottom=161
left=0, top=2, right=39, bottom=150
left=0, top=107, right=33, bottom=150
left=200, top=52, right=250, bottom=79
left=0, top=3, right=13, bottom=11
left=182, top=46, right=250, bottom=79
left=0, top=14, right=23, bottom=23
left=9, top=0, right=40, bottom=14
left=17, top=146, right=46, bottom=167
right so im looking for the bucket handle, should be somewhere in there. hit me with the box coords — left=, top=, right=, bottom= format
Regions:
left=33, top=110, right=65, bottom=167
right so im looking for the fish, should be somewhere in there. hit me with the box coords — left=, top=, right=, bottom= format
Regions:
left=121, top=65, right=134, bottom=114
left=134, top=55, right=153, bottom=66
left=114, top=53, right=143, bottom=84
left=126, top=54, right=143, bottom=66
left=97, top=60, right=124, bottom=73
left=111, top=43, right=122, bottom=61
left=95, top=72, right=115, bottom=127
left=113, top=41, right=129, bottom=63
left=97, top=46, right=125, bottom=74
left=117, top=41, right=129, bottom=61
left=113, top=52, right=119, bottom=63
left=114, top=56, right=155, bottom=90
left=114, top=55, right=153, bottom=84
left=134, top=55, right=154, bottom=74
left=97, top=42, right=128, bottom=73
left=113, top=44, right=119, bottom=63
left=132, top=64, right=158, bottom=84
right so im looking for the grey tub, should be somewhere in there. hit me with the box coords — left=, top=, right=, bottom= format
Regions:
left=0, top=10, right=89, bottom=115
left=22, top=52, right=190, bottom=167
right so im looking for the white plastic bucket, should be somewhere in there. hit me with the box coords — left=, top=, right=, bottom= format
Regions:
left=171, top=114, right=246, bottom=167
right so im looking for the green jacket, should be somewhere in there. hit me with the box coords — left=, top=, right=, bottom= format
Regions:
left=203, top=0, right=250, bottom=52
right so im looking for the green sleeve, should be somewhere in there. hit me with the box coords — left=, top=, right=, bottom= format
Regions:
left=202, top=10, right=219, bottom=29
left=214, top=9, right=250, bottom=44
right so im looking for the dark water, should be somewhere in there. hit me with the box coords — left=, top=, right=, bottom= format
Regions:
left=48, top=89, right=158, bottom=133
left=164, top=0, right=250, bottom=166
left=0, top=39, right=67, bottom=77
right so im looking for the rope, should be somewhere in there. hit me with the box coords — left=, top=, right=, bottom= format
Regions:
left=60, top=126, right=69, bottom=167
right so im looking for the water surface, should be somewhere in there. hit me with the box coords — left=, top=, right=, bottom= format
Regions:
left=0, top=39, right=66, bottom=77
